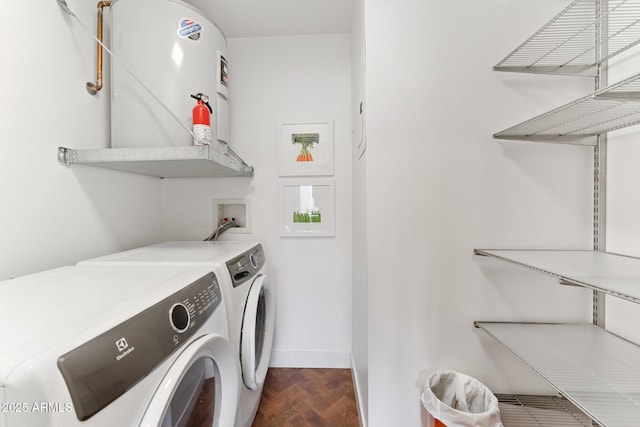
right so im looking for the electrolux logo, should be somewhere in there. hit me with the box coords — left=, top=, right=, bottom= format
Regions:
left=115, top=337, right=135, bottom=361
left=115, top=337, right=128, bottom=352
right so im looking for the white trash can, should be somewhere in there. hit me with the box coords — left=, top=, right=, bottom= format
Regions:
left=421, top=370, right=503, bottom=427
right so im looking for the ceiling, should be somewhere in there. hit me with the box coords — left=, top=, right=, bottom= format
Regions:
left=186, top=0, right=355, bottom=38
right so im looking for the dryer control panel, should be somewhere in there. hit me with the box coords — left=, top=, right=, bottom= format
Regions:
left=57, top=272, right=222, bottom=421
left=226, top=243, right=265, bottom=288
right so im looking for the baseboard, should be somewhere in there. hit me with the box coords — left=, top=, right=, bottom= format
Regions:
left=269, top=350, right=351, bottom=368
left=351, top=354, right=367, bottom=427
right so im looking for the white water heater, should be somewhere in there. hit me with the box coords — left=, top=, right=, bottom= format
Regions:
left=110, top=0, right=229, bottom=149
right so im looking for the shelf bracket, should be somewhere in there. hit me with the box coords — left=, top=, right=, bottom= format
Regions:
left=592, top=0, right=608, bottom=329
left=593, top=91, right=640, bottom=101
left=558, top=278, right=581, bottom=287
left=57, top=147, right=76, bottom=166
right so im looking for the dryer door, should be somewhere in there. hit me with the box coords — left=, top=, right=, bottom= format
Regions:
left=241, top=274, right=275, bottom=390
left=140, top=334, right=239, bottom=427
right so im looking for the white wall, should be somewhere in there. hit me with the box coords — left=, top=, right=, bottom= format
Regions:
left=363, top=0, right=596, bottom=425
left=350, top=0, right=369, bottom=425
left=0, top=1, right=162, bottom=280
left=160, top=34, right=354, bottom=368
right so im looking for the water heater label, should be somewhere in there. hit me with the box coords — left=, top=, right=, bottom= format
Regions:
left=177, top=18, right=202, bottom=41
left=220, top=55, right=228, bottom=87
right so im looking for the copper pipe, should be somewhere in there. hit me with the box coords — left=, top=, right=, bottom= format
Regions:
left=86, top=1, right=111, bottom=95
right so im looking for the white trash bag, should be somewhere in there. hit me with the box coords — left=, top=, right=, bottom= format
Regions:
left=421, top=370, right=503, bottom=427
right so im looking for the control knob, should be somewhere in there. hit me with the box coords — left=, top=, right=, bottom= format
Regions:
left=169, top=303, right=190, bottom=333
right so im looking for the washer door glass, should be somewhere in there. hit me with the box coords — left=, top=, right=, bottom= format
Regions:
left=241, top=274, right=275, bottom=390
left=160, top=357, right=215, bottom=427
left=140, top=335, right=239, bottom=427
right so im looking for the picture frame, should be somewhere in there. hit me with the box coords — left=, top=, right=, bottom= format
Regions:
left=280, top=181, right=335, bottom=237
left=279, top=121, right=334, bottom=176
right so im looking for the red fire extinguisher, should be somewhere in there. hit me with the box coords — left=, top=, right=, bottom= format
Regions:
left=190, top=93, right=213, bottom=145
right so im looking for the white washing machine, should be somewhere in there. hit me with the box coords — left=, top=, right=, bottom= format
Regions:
left=221, top=244, right=274, bottom=427
left=0, top=264, right=239, bottom=427
left=78, top=241, right=275, bottom=427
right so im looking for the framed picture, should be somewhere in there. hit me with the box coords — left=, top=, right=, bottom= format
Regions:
left=281, top=181, right=335, bottom=237
left=279, top=122, right=334, bottom=176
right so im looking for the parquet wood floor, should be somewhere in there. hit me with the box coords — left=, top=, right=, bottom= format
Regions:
left=252, top=368, right=360, bottom=427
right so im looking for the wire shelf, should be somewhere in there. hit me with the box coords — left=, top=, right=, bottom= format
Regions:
left=495, top=0, right=640, bottom=76
left=474, top=249, right=640, bottom=304
left=476, top=322, right=640, bottom=427
left=493, top=71, right=640, bottom=144
left=498, top=394, right=601, bottom=426
left=57, top=145, right=254, bottom=178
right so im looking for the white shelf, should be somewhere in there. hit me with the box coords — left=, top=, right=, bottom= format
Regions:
left=497, top=394, right=600, bottom=427
left=58, top=145, right=253, bottom=178
left=493, top=72, right=640, bottom=144
left=485, top=2, right=640, bottom=426
left=495, top=0, right=640, bottom=76
left=476, top=322, right=640, bottom=427
left=475, top=249, right=640, bottom=304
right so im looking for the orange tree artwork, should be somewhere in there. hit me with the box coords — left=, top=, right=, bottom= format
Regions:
left=292, top=133, right=319, bottom=162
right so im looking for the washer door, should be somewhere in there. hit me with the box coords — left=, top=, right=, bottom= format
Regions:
left=241, top=274, right=275, bottom=390
left=140, top=334, right=239, bottom=427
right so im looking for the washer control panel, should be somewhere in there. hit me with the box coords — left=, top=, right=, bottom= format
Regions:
left=57, top=272, right=222, bottom=421
left=226, top=243, right=265, bottom=288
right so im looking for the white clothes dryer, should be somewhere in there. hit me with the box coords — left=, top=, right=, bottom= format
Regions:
left=78, top=241, right=275, bottom=427
left=0, top=265, right=239, bottom=427
left=222, top=244, right=274, bottom=427
left=78, top=241, right=250, bottom=329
